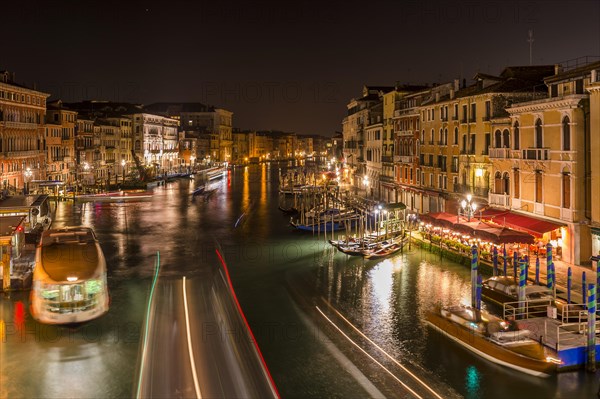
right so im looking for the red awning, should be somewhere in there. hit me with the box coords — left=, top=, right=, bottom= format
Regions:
left=477, top=208, right=564, bottom=238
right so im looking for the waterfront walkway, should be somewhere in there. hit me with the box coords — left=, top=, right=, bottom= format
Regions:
left=412, top=231, right=594, bottom=304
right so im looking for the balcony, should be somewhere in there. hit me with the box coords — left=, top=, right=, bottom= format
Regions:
left=395, top=155, right=413, bottom=164
left=452, top=115, right=458, bottom=121
left=468, top=117, right=477, bottom=123
left=522, top=148, right=549, bottom=161
left=2, top=121, right=40, bottom=130
left=379, top=175, right=395, bottom=183
left=3, top=150, right=41, bottom=158
left=437, top=140, right=447, bottom=146
left=381, top=155, right=394, bottom=164
left=489, top=193, right=509, bottom=207
left=488, top=147, right=511, bottom=159
left=558, top=151, right=577, bottom=162
left=441, top=116, right=448, bottom=122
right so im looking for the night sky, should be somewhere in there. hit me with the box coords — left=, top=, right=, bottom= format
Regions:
left=4, top=0, right=600, bottom=135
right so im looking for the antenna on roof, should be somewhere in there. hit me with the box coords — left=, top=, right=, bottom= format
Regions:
left=527, top=29, right=534, bottom=65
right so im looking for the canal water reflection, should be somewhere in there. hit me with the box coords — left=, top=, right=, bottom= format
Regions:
left=1, top=164, right=599, bottom=398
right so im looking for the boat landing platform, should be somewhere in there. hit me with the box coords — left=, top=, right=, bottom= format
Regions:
left=516, top=317, right=600, bottom=370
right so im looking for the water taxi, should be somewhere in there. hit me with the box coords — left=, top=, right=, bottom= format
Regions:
left=426, top=305, right=559, bottom=377
left=30, top=227, right=109, bottom=324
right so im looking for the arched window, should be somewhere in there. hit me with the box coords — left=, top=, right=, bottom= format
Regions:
left=421, top=130, right=425, bottom=142
left=535, top=119, right=543, bottom=148
left=409, top=139, right=413, bottom=155
left=494, top=171, right=502, bottom=194
left=562, top=116, right=571, bottom=151
left=462, top=135, right=467, bottom=153
left=430, top=129, right=434, bottom=144
left=439, top=128, right=443, bottom=144
left=513, top=122, right=520, bottom=150
left=416, top=140, right=420, bottom=157
left=502, top=172, right=510, bottom=195
left=494, top=130, right=502, bottom=148
left=513, top=169, right=520, bottom=198
left=502, top=129, right=510, bottom=148
left=562, top=168, right=571, bottom=208
left=444, top=128, right=448, bottom=145
left=454, top=127, right=458, bottom=145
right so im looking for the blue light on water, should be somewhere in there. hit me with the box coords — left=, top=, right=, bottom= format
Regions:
left=465, top=365, right=481, bottom=398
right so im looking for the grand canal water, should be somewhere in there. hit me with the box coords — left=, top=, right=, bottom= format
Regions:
left=1, top=163, right=600, bottom=398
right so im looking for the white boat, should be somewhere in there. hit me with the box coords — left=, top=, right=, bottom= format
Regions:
left=30, top=227, right=109, bottom=324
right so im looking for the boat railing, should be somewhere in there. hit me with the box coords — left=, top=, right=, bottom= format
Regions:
left=503, top=299, right=554, bottom=320
left=560, top=303, right=588, bottom=324
left=554, top=321, right=592, bottom=351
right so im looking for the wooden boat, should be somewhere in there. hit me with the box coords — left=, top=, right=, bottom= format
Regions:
left=278, top=206, right=298, bottom=215
left=481, top=277, right=584, bottom=321
left=426, top=305, right=559, bottom=377
left=362, top=237, right=407, bottom=259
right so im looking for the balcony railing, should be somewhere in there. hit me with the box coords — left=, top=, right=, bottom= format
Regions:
left=488, top=147, right=511, bottom=159
left=395, top=155, right=413, bottom=164
left=523, top=148, right=549, bottom=161
left=3, top=150, right=41, bottom=158
left=452, top=115, right=458, bottom=121
left=3, top=121, right=40, bottom=130
left=381, top=155, right=394, bottom=163
left=489, top=192, right=509, bottom=207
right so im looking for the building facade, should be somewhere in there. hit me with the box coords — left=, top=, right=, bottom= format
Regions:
left=0, top=71, right=49, bottom=193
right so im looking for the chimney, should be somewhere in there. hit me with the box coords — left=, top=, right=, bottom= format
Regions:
left=454, top=79, right=460, bottom=91
left=450, top=89, right=455, bottom=100
left=591, top=69, right=597, bottom=83
left=554, top=64, right=562, bottom=75
left=435, top=93, right=440, bottom=102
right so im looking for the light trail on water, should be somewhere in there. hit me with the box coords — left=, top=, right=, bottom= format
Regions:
left=315, top=306, right=424, bottom=399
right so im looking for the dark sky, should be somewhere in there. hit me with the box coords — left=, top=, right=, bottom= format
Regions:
left=3, top=0, right=600, bottom=135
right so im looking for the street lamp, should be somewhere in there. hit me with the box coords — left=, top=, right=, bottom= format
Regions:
left=121, top=159, right=126, bottom=184
left=24, top=167, right=32, bottom=195
left=460, top=193, right=478, bottom=222
left=363, top=175, right=369, bottom=197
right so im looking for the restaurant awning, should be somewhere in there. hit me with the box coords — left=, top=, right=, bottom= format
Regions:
left=477, top=208, right=565, bottom=238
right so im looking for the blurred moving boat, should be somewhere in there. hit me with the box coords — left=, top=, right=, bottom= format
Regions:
left=76, top=190, right=152, bottom=201
left=30, top=227, right=109, bottom=324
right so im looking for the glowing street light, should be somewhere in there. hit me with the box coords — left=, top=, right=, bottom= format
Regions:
left=121, top=159, right=126, bottom=183
left=460, top=194, right=477, bottom=222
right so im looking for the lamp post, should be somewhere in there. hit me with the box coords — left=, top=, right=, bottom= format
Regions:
left=83, top=163, right=90, bottom=193
left=363, top=175, right=369, bottom=198
left=460, top=193, right=478, bottom=222
left=24, top=167, right=32, bottom=195
left=121, top=159, right=126, bottom=184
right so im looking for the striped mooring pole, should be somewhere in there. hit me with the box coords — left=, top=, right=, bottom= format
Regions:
left=587, top=283, right=596, bottom=372
left=567, top=267, right=572, bottom=304
left=471, top=245, right=478, bottom=308
left=518, top=258, right=527, bottom=319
